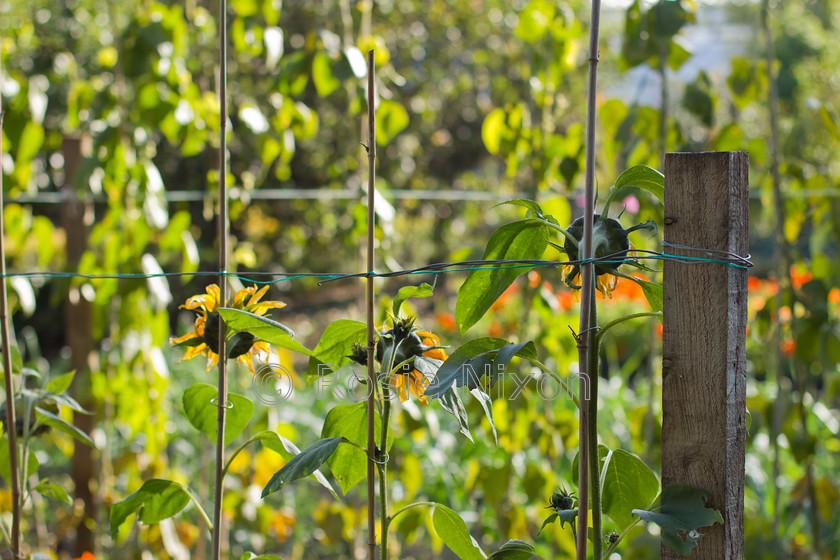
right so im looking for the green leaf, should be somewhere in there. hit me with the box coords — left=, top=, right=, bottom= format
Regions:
left=515, top=0, right=555, bottom=42
left=456, top=219, right=548, bottom=333
left=437, top=385, right=473, bottom=443
left=488, top=539, right=540, bottom=559
left=375, top=100, right=410, bottom=144
left=431, top=503, right=487, bottom=560
left=307, top=320, right=366, bottom=377
left=393, top=281, right=435, bottom=317
left=601, top=449, right=660, bottom=530
left=426, top=338, right=538, bottom=398
left=35, top=407, right=96, bottom=447
left=482, top=108, right=507, bottom=154
left=182, top=384, right=254, bottom=446
left=16, top=121, right=45, bottom=163
left=0, top=435, right=39, bottom=483
left=2, top=346, right=23, bottom=375
left=218, top=307, right=311, bottom=356
left=537, top=508, right=577, bottom=536
left=321, top=402, right=392, bottom=494
left=45, top=371, right=76, bottom=395
left=110, top=479, right=192, bottom=538
left=312, top=52, right=340, bottom=97
left=621, top=276, right=663, bottom=314
left=601, top=165, right=665, bottom=218
left=469, top=389, right=497, bottom=445
left=261, top=437, right=348, bottom=498
left=602, top=165, right=665, bottom=217
left=252, top=431, right=338, bottom=497
left=34, top=480, right=73, bottom=504
left=537, top=513, right=557, bottom=536
left=632, top=484, right=724, bottom=555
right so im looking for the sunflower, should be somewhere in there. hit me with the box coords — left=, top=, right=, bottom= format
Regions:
left=391, top=331, right=448, bottom=405
left=561, top=214, right=654, bottom=298
left=170, top=284, right=285, bottom=373
left=348, top=319, right=448, bottom=405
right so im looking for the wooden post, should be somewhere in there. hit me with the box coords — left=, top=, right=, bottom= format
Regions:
left=662, top=152, right=748, bottom=559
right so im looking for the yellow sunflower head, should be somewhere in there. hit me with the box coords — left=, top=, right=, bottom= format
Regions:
left=170, top=283, right=285, bottom=373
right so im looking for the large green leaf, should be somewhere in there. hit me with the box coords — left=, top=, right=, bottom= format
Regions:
left=261, top=437, right=349, bottom=498
left=601, top=448, right=660, bottom=530
left=632, top=484, right=724, bottom=555
left=375, top=99, right=410, bottom=144
left=321, top=402, right=392, bottom=494
left=425, top=338, right=538, bottom=398
left=456, top=219, right=548, bottom=333
left=182, top=384, right=254, bottom=446
left=35, top=407, right=96, bottom=447
left=218, top=307, right=311, bottom=356
left=307, top=320, right=367, bottom=377
left=431, top=503, right=487, bottom=560
left=252, top=430, right=338, bottom=497
left=110, top=479, right=192, bottom=538
left=602, top=165, right=665, bottom=217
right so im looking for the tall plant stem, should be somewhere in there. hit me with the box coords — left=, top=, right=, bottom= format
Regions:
left=0, top=106, right=22, bottom=558
left=211, top=0, right=229, bottom=556
left=761, top=0, right=792, bottom=547
left=576, top=1, right=603, bottom=559
left=378, top=394, right=392, bottom=560
left=586, top=282, right=602, bottom=560
left=364, top=49, right=378, bottom=560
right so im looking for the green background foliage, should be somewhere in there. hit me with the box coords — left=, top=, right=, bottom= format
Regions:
left=0, top=0, right=839, bottom=558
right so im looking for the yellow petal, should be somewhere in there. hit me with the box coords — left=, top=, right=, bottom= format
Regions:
left=171, top=331, right=200, bottom=345
left=205, top=284, right=220, bottom=312
left=250, top=301, right=286, bottom=315
left=248, top=285, right=270, bottom=307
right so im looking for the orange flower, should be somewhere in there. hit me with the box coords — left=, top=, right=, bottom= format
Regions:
left=748, top=276, right=762, bottom=292
left=436, top=311, right=457, bottom=331
left=790, top=265, right=812, bottom=290
left=74, top=553, right=95, bottom=560
left=170, top=284, right=284, bottom=373
left=781, top=337, right=796, bottom=356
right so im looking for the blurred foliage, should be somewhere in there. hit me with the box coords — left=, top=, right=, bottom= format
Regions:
left=0, top=0, right=838, bottom=558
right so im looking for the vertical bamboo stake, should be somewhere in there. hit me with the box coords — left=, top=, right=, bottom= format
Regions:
left=0, top=96, right=22, bottom=560
left=662, top=151, right=748, bottom=559
left=211, top=0, right=229, bottom=557
left=577, top=1, right=602, bottom=559
left=364, top=49, right=378, bottom=560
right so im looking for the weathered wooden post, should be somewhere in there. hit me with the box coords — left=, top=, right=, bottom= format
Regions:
left=662, top=151, right=748, bottom=559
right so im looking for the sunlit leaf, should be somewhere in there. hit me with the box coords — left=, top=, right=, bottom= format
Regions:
left=393, top=281, right=435, bottom=317
left=456, top=219, right=548, bottom=333
left=261, top=437, right=349, bottom=498
left=601, top=448, right=660, bottom=530
left=321, top=402, right=392, bottom=494
left=182, top=384, right=254, bottom=446
left=431, top=503, right=487, bottom=560
left=110, top=479, right=192, bottom=538
left=307, top=320, right=366, bottom=377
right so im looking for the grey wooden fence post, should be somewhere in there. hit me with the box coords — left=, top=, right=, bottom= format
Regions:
left=662, top=151, right=749, bottom=559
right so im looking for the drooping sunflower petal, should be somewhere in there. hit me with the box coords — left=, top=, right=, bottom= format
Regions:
left=249, top=301, right=287, bottom=315
left=205, top=284, right=220, bottom=312
left=248, top=285, right=270, bottom=307
left=180, top=343, right=209, bottom=362
left=170, top=331, right=201, bottom=345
